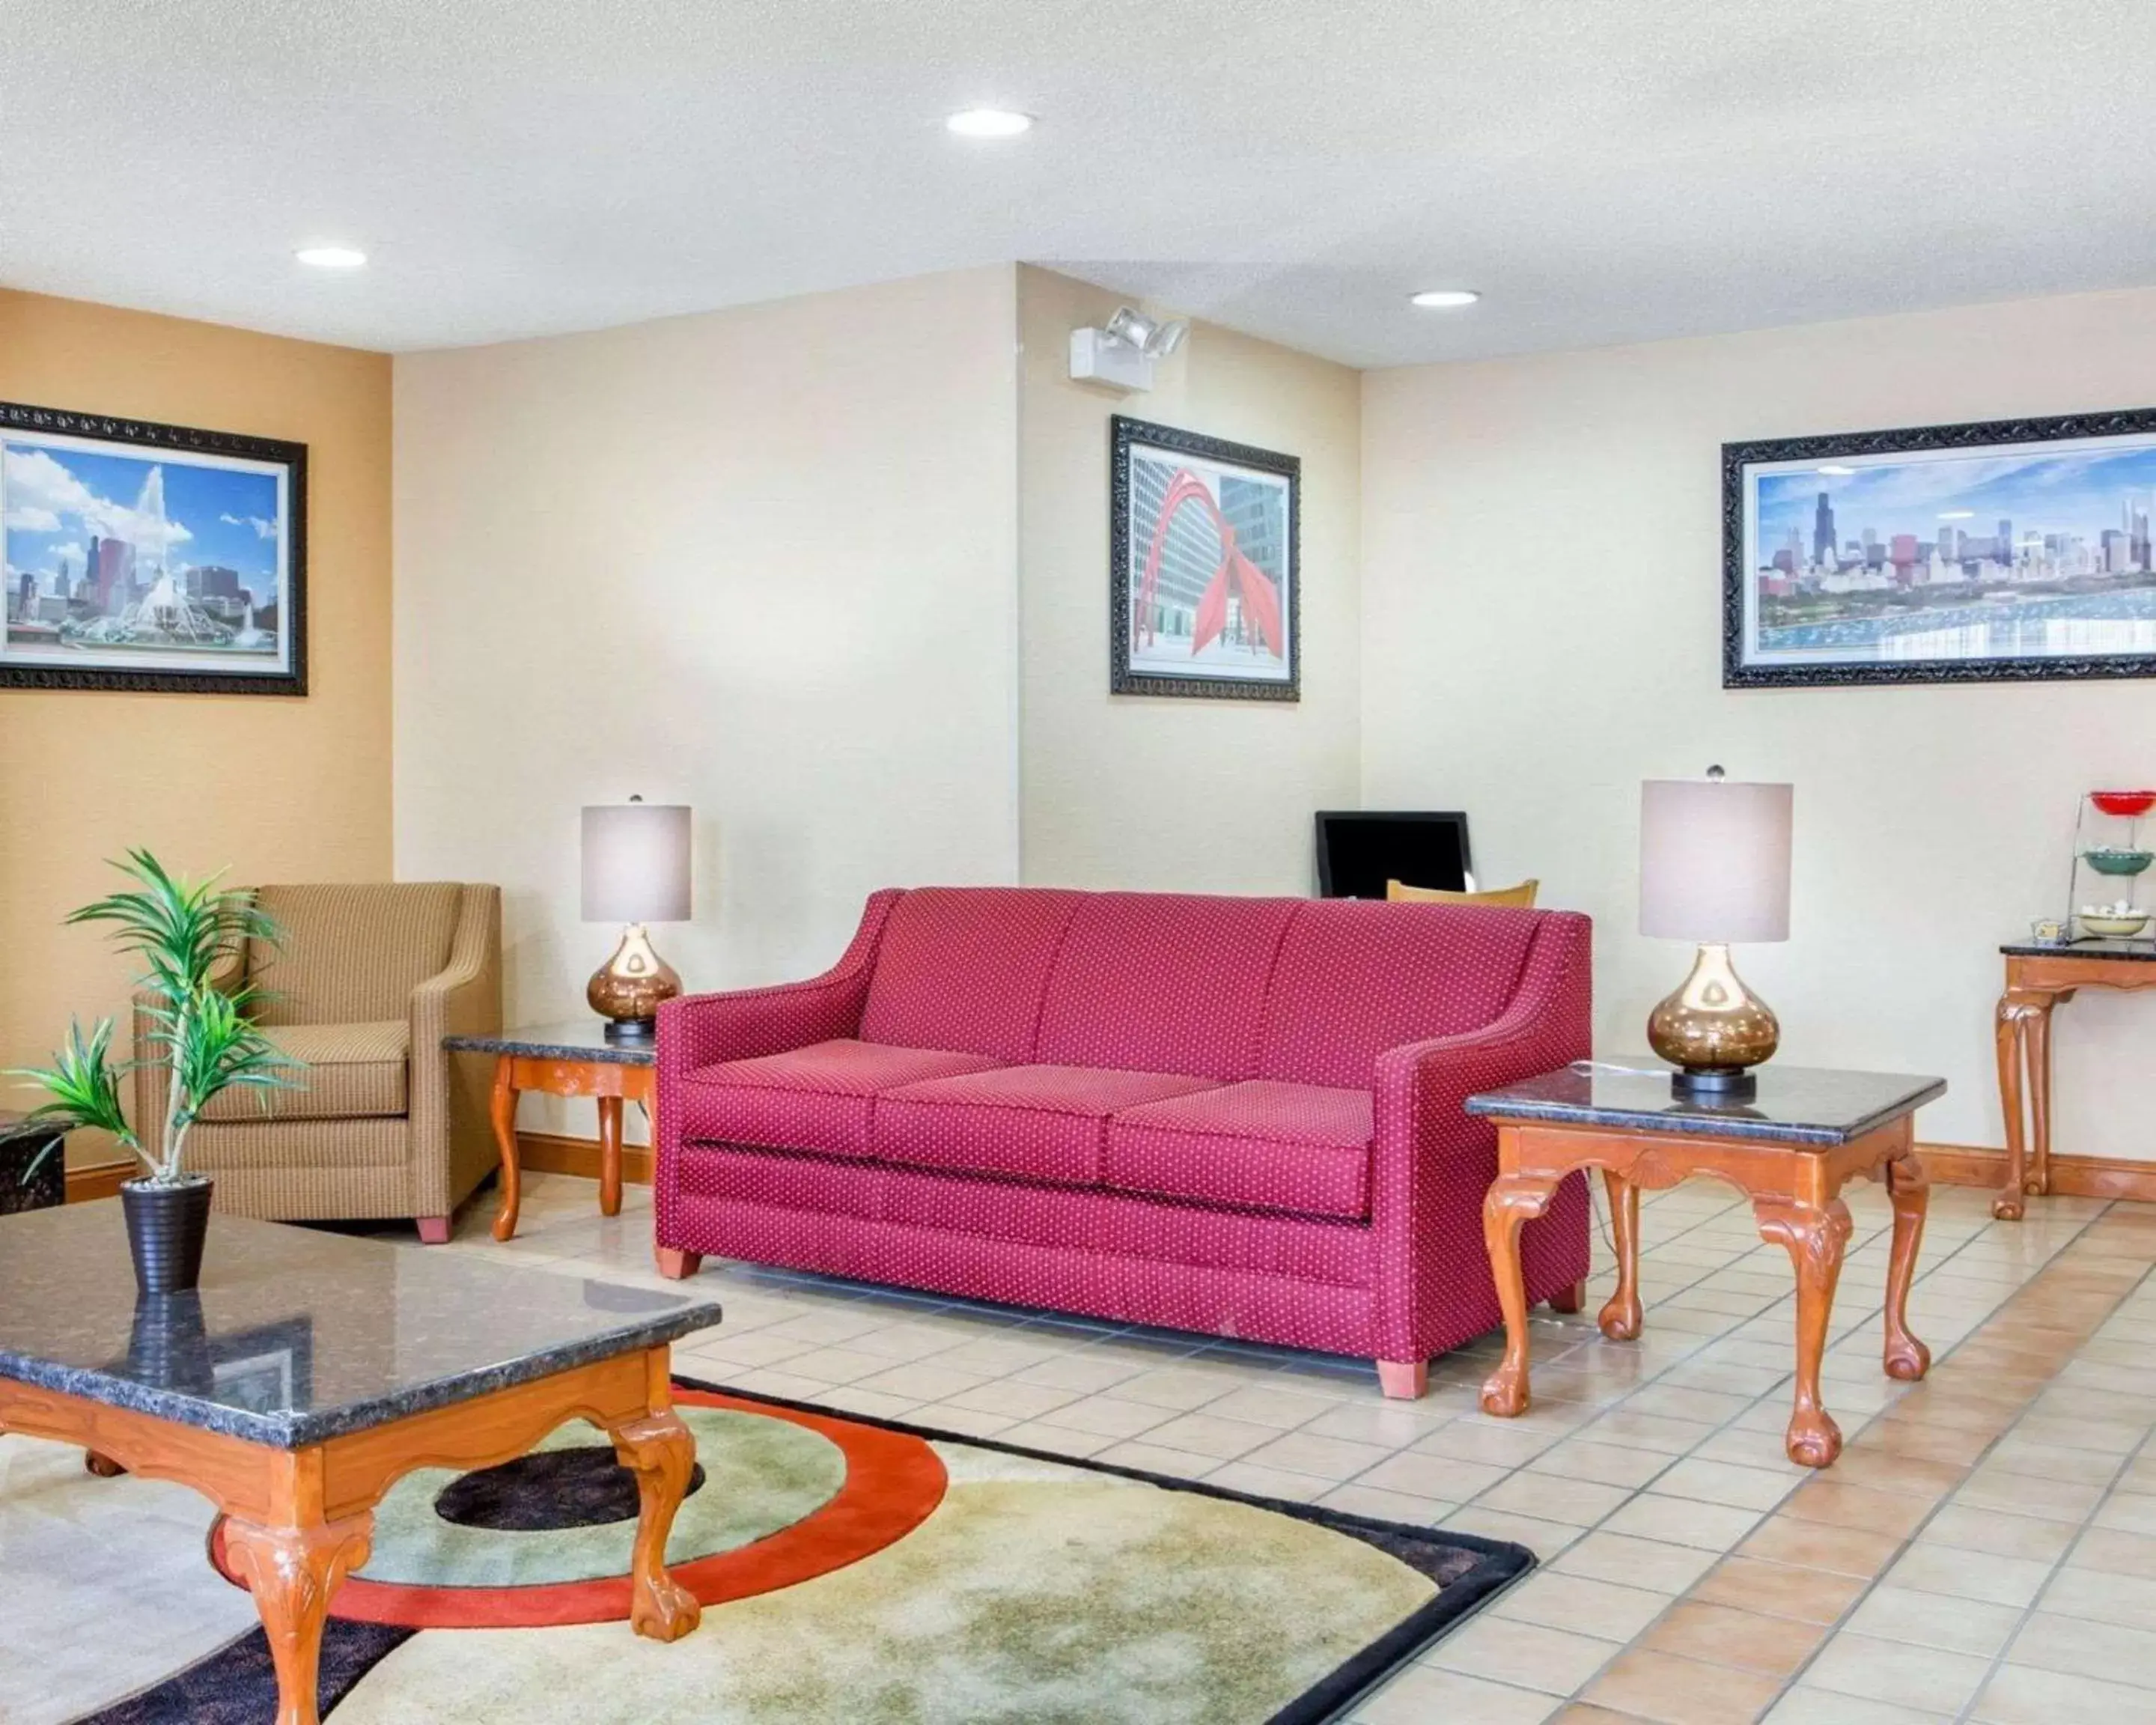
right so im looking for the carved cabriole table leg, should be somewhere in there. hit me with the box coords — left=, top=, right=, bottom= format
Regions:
left=610, top=1407, right=703, bottom=1640
left=1479, top=1161, right=1556, bottom=1417
left=1755, top=1194, right=1854, bottom=1467
left=489, top=1053, right=523, bottom=1241
left=1883, top=1147, right=1932, bottom=1382
left=222, top=1513, right=375, bottom=1725
left=1598, top=1169, right=1644, bottom=1342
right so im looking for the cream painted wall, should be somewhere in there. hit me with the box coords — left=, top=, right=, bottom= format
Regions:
left=0, top=290, right=393, bottom=1166
left=1361, top=287, right=2156, bottom=1157
left=392, top=267, right=1022, bottom=1141
left=1017, top=267, right=1361, bottom=893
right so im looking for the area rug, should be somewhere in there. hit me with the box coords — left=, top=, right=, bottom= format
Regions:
left=25, top=1378, right=1532, bottom=1724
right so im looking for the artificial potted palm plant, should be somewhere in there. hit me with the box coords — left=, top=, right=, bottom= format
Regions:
left=9, top=851, right=295, bottom=1294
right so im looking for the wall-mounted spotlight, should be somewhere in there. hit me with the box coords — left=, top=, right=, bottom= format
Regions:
left=1070, top=305, right=1191, bottom=392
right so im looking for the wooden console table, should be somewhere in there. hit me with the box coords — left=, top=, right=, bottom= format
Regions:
left=445, top=1021, right=656, bottom=1240
left=1467, top=1061, right=1943, bottom=1469
left=1994, top=940, right=2156, bottom=1221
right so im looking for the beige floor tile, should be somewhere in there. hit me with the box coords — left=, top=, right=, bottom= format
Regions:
left=1476, top=1470, right=1636, bottom=1525
left=2066, top=1524, right=2156, bottom=1580
left=1600, top=1491, right=1764, bottom=1551
left=1129, top=1410, right=1278, bottom=1461
left=1105, top=1365, right=1246, bottom=1410
left=1583, top=1409, right=1720, bottom=1455
left=1913, top=1503, right=2079, bottom=1563
left=1529, top=1438, right=1679, bottom=1490
left=1738, top=1515, right=1902, bottom=1578
left=2031, top=1560, right=2156, bottom=1628
left=1413, top=1419, right=1570, bottom=1467
left=1349, top=1662, right=1562, bottom=1725
left=1764, top=1686, right=1954, bottom=1723
left=1652, top=1455, right=1804, bottom=1512
left=1881, top=1542, right=2054, bottom=1608
left=1360, top=1449, right=1511, bottom=1501
left=1092, top=1439, right=1231, bottom=1476
left=1642, top=1598, right=1824, bottom=1675
left=1195, top=1384, right=1345, bottom=1430
left=1443, top=1506, right=1592, bottom=1557
left=1032, top=1394, right=1172, bottom=1440
left=2006, top=1609, right=2156, bottom=1686
left=1802, top=1631, right=1994, bottom=1716
left=1318, top=1482, right=1458, bottom=1524
left=1233, top=1428, right=1395, bottom=1481
left=1490, top=1569, right=1675, bottom=1643
left=1553, top=1531, right=1724, bottom=1593
left=1200, top=1458, right=1335, bottom=1503
left=1970, top=1661, right=2156, bottom=1724
left=1839, top=1583, right=2022, bottom=1658
left=936, top=1378, right=1082, bottom=1421
left=1425, top=1616, right=1621, bottom=1695
left=1579, top=1648, right=1783, bottom=1723
left=1690, top=1555, right=1869, bottom=1625
left=988, top=1418, right=1117, bottom=1458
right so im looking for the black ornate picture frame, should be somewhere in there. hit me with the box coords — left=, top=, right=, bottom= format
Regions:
left=1, top=399, right=307, bottom=696
left=1110, top=414, right=1300, bottom=701
left=1724, top=407, right=2156, bottom=688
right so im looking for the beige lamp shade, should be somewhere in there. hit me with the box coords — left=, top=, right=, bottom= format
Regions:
left=581, top=802, right=692, bottom=924
left=1639, top=778, right=1792, bottom=944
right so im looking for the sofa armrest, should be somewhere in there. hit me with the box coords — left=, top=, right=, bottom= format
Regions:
left=1366, top=912, right=1593, bottom=1360
left=653, top=891, right=901, bottom=1227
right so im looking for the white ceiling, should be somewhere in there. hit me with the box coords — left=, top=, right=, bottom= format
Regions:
left=6, top=0, right=2155, bottom=367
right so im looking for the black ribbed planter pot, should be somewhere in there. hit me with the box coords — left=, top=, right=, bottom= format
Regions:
left=121, top=1177, right=214, bottom=1295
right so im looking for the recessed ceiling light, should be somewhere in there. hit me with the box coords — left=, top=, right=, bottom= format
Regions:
left=1409, top=288, right=1480, bottom=308
left=946, top=108, right=1033, bottom=139
left=295, top=245, right=366, bottom=269
left=1817, top=464, right=1857, bottom=475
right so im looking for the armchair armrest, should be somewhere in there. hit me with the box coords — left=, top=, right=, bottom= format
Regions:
left=130, top=944, right=250, bottom=1164
left=409, top=886, right=502, bottom=1178
left=1367, top=913, right=1593, bottom=1360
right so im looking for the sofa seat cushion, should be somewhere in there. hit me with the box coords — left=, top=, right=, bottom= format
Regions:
left=1104, top=1080, right=1374, bottom=1220
left=872, top=1065, right=1222, bottom=1187
left=197, top=1020, right=409, bottom=1123
left=678, top=1039, right=1002, bottom=1158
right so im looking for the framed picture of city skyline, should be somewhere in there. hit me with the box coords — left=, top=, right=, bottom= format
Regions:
left=1110, top=415, right=1299, bottom=701
left=1, top=401, right=305, bottom=695
left=1724, top=409, right=2156, bottom=688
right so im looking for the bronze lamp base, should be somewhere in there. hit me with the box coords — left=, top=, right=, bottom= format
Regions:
left=588, top=923, right=682, bottom=1041
left=1648, top=942, right=1779, bottom=1100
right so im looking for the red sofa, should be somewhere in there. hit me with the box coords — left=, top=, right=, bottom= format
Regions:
left=653, top=886, right=1590, bottom=1396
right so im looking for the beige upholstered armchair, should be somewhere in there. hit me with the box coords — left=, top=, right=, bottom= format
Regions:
left=132, top=883, right=502, bottom=1242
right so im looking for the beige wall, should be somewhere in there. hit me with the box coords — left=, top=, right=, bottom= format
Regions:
left=1361, top=287, right=2156, bottom=1157
left=1017, top=267, right=1362, bottom=893
left=393, top=267, right=1023, bottom=1140
left=0, top=290, right=393, bottom=1163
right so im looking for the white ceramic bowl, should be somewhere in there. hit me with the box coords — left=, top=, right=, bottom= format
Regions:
left=2080, top=911, right=2152, bottom=938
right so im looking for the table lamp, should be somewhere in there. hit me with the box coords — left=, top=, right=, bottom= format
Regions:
left=582, top=797, right=691, bottom=1041
left=1639, top=768, right=1792, bottom=1099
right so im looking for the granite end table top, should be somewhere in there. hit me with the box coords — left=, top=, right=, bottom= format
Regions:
left=0, top=1206, right=722, bottom=1449
left=1999, top=937, right=2156, bottom=961
left=444, top=1019, right=658, bottom=1065
left=1465, top=1059, right=1946, bottom=1148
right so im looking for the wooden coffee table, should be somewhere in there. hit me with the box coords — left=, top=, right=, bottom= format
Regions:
left=445, top=1020, right=657, bottom=1239
left=1467, top=1060, right=1944, bottom=1469
left=0, top=1205, right=722, bottom=1725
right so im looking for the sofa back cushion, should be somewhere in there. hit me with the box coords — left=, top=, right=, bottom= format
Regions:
left=1034, top=893, right=1298, bottom=1079
left=1256, top=900, right=1541, bottom=1089
left=859, top=887, right=1082, bottom=1062
left=248, top=883, right=463, bottom=1026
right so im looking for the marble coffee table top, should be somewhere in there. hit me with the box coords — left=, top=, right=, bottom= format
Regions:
left=1466, top=1059, right=1946, bottom=1147
left=443, top=1018, right=657, bottom=1065
left=0, top=1206, right=721, bottom=1448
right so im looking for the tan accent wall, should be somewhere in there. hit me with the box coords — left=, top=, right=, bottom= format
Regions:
left=1360, top=285, right=2156, bottom=1158
left=0, top=289, right=393, bottom=1163
left=1017, top=267, right=1363, bottom=893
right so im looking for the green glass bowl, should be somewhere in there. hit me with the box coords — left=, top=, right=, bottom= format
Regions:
left=2084, top=848, right=2155, bottom=877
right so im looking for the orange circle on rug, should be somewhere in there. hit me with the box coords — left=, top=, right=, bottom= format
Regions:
left=209, top=1389, right=948, bottom=1631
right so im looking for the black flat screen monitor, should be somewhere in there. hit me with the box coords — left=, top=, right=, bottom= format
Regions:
left=1315, top=811, right=1473, bottom=899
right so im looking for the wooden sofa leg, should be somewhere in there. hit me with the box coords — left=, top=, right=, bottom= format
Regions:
left=1377, top=1360, right=1429, bottom=1400
left=415, top=1216, right=452, bottom=1245
left=655, top=1247, right=703, bottom=1280
left=1548, top=1278, right=1587, bottom=1314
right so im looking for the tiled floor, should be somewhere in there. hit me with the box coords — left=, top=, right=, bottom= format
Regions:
left=426, top=1169, right=2156, bottom=1724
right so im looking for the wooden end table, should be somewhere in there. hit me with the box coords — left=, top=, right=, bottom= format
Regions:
left=445, top=1022, right=657, bottom=1241
left=1467, top=1060, right=1944, bottom=1469
left=0, top=1205, right=721, bottom=1725
left=1994, top=939, right=2156, bottom=1221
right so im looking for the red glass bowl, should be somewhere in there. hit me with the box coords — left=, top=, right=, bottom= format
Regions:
left=2092, top=791, right=2156, bottom=818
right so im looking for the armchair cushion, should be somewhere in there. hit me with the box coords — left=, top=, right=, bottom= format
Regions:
left=1105, top=1080, right=1374, bottom=1220
left=197, top=1020, right=409, bottom=1123
left=677, top=1038, right=1002, bottom=1158
left=871, top=1064, right=1220, bottom=1187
